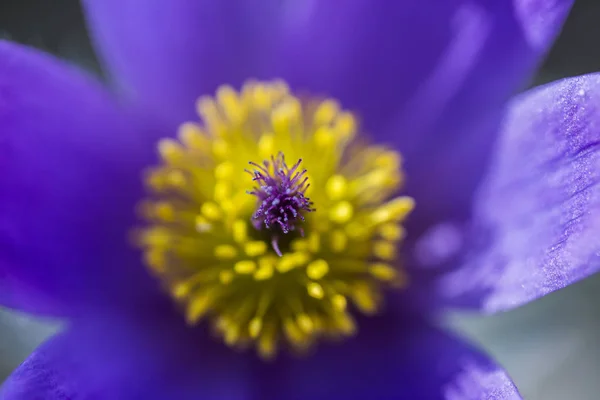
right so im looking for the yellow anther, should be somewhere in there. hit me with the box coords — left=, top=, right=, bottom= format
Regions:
left=345, top=221, right=369, bottom=240
left=378, top=223, right=405, bottom=241
left=254, top=264, right=274, bottom=281
left=314, top=127, right=335, bottom=147
left=195, top=216, right=212, bottom=232
left=219, top=270, right=235, bottom=284
left=307, top=282, right=325, bottom=299
left=165, top=170, right=186, bottom=187
left=330, top=230, right=348, bottom=253
left=158, top=139, right=184, bottom=164
left=370, top=197, right=415, bottom=224
left=213, top=181, right=230, bottom=202
left=329, top=201, right=354, bottom=224
left=334, top=313, right=356, bottom=335
left=272, top=101, right=299, bottom=133
left=224, top=326, right=240, bottom=346
left=177, top=122, right=207, bottom=150
left=251, top=84, right=271, bottom=109
left=253, top=256, right=276, bottom=280
left=335, top=112, right=356, bottom=138
left=314, top=100, right=340, bottom=125
left=296, top=313, right=314, bottom=333
left=369, top=263, right=398, bottom=281
left=186, top=294, right=212, bottom=324
left=373, top=241, right=397, bottom=261
left=258, top=134, right=275, bottom=158
left=214, top=162, right=234, bottom=180
left=306, top=259, right=330, bottom=280
left=212, top=138, right=229, bottom=158
left=291, top=239, right=308, bottom=251
left=217, top=86, right=245, bottom=124
left=244, top=241, right=267, bottom=257
left=325, top=175, right=348, bottom=200
left=249, top=318, right=263, bottom=339
left=214, top=245, right=238, bottom=259
left=277, top=254, right=298, bottom=273
left=352, top=283, right=377, bottom=314
left=144, top=249, right=165, bottom=272
left=154, top=202, right=175, bottom=221
left=201, top=202, right=222, bottom=220
left=232, top=220, right=248, bottom=243
left=332, top=294, right=347, bottom=311
left=374, top=151, right=402, bottom=169
left=172, top=283, right=190, bottom=299
left=308, top=233, right=320, bottom=253
left=234, top=260, right=257, bottom=274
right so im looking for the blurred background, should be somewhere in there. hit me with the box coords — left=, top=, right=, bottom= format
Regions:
left=1, top=1, right=600, bottom=398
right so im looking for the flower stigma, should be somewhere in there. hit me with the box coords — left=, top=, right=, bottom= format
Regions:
left=246, top=153, right=315, bottom=257
left=137, top=81, right=414, bottom=359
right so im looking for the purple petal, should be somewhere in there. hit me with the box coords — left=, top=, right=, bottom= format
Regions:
left=0, top=40, right=162, bottom=316
left=81, top=0, right=282, bottom=127
left=388, top=0, right=572, bottom=231
left=438, top=74, right=600, bottom=312
left=0, top=311, right=253, bottom=399
left=264, top=317, right=520, bottom=400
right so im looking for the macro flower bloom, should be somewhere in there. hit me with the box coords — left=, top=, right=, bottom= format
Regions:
left=1, top=0, right=594, bottom=398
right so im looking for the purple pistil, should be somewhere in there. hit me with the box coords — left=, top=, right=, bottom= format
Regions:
left=246, top=152, right=315, bottom=256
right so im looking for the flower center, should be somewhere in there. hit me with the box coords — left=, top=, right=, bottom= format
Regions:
left=137, top=81, right=414, bottom=359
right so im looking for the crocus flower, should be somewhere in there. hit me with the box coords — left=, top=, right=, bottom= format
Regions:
left=0, top=0, right=590, bottom=398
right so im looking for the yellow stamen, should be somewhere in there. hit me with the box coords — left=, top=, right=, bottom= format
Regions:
left=137, top=81, right=413, bottom=359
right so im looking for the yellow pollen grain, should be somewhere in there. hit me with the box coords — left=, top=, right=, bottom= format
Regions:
left=258, top=134, right=275, bottom=158
left=307, top=282, right=325, bottom=299
left=314, top=127, right=335, bottom=147
left=373, top=241, right=397, bottom=261
left=370, top=197, right=415, bottom=224
left=297, top=313, right=314, bottom=333
left=352, top=283, right=377, bottom=314
left=137, top=80, right=415, bottom=359
left=219, top=270, right=235, bottom=284
left=214, top=244, right=238, bottom=259
left=195, top=216, right=212, bottom=232
left=234, top=260, right=257, bottom=274
left=232, top=220, right=248, bottom=243
left=201, top=202, right=222, bottom=220
left=335, top=112, right=356, bottom=138
left=177, top=122, right=207, bottom=149
left=306, top=259, right=329, bottom=280
left=330, top=230, right=348, bottom=253
left=249, top=317, right=263, bottom=338
left=172, top=283, right=190, bottom=299
left=277, top=254, right=298, bottom=273
left=325, top=175, right=348, bottom=200
left=332, top=294, right=347, bottom=311
left=329, top=201, right=354, bottom=224
left=154, top=202, right=175, bottom=221
left=215, top=162, right=234, bottom=180
left=213, top=181, right=230, bottom=202
left=378, top=223, right=405, bottom=241
left=244, top=241, right=267, bottom=257
left=369, top=263, right=398, bottom=281
left=158, top=139, right=184, bottom=164
left=314, top=100, right=340, bottom=125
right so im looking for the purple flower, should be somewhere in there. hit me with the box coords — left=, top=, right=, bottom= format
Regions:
left=0, top=0, right=591, bottom=398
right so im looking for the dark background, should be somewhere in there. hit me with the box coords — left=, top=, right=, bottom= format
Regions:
left=2, top=1, right=600, bottom=399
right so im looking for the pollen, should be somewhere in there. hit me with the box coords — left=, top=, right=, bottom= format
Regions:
left=137, top=80, right=414, bottom=359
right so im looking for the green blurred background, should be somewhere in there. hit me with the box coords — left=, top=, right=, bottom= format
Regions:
left=1, top=1, right=600, bottom=398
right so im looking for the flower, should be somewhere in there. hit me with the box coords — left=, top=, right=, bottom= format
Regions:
left=0, top=0, right=588, bottom=399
